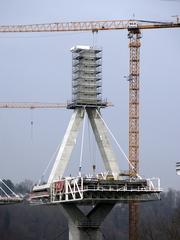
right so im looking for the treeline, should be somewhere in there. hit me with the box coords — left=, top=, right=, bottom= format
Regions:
left=0, top=179, right=33, bottom=195
left=140, top=189, right=180, bottom=240
left=0, top=179, right=180, bottom=240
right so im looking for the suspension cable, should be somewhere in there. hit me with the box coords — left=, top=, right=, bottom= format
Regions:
left=87, top=119, right=94, bottom=174
left=95, top=110, right=142, bottom=179
left=79, top=111, right=86, bottom=177
left=38, top=141, right=62, bottom=185
left=0, top=185, right=10, bottom=198
left=0, top=179, right=18, bottom=197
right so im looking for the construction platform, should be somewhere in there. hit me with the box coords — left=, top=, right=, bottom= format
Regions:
left=29, top=174, right=161, bottom=205
left=66, top=101, right=108, bottom=109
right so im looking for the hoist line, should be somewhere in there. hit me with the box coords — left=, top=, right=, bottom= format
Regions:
left=87, top=119, right=93, bottom=172
left=79, top=111, right=86, bottom=176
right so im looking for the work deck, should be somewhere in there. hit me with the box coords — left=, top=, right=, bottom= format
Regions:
left=30, top=176, right=161, bottom=205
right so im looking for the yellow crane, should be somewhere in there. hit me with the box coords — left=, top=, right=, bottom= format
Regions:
left=0, top=18, right=179, bottom=240
left=0, top=19, right=179, bottom=32
left=0, top=102, right=67, bottom=109
left=0, top=102, right=113, bottom=109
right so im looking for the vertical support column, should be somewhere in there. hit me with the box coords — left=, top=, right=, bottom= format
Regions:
left=61, top=203, right=115, bottom=240
left=128, top=28, right=141, bottom=240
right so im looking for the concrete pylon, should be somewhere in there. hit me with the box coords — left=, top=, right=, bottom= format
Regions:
left=61, top=203, right=115, bottom=240
left=47, top=45, right=120, bottom=239
left=87, top=109, right=120, bottom=179
left=48, top=108, right=85, bottom=184
left=48, top=108, right=120, bottom=183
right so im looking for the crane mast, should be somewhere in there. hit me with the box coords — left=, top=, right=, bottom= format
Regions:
left=128, top=28, right=141, bottom=240
left=128, top=28, right=141, bottom=177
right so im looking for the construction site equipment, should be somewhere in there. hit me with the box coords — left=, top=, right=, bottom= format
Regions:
left=30, top=176, right=160, bottom=205
left=70, top=46, right=105, bottom=108
left=0, top=18, right=179, bottom=240
left=128, top=28, right=141, bottom=240
left=27, top=45, right=161, bottom=240
left=0, top=19, right=179, bottom=32
left=0, top=102, right=67, bottom=109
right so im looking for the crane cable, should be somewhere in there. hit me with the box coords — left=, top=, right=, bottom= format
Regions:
left=87, top=119, right=95, bottom=175
left=87, top=120, right=92, bottom=168
left=30, top=109, right=34, bottom=141
left=95, top=110, right=142, bottom=179
left=79, top=111, right=86, bottom=177
left=92, top=29, right=98, bottom=47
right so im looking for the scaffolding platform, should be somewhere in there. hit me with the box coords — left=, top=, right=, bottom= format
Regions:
left=67, top=101, right=108, bottom=109
left=29, top=175, right=161, bottom=205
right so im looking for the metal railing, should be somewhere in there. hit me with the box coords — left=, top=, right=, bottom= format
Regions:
left=50, top=177, right=161, bottom=203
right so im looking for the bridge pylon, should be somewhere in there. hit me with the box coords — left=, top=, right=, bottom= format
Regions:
left=61, top=203, right=114, bottom=240
left=30, top=46, right=161, bottom=240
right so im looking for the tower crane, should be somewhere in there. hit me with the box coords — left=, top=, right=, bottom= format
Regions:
left=0, top=101, right=66, bottom=204
left=0, top=18, right=179, bottom=240
left=0, top=102, right=113, bottom=109
left=0, top=102, right=67, bottom=109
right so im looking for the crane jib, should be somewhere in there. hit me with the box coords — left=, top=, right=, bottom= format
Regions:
left=0, top=20, right=179, bottom=33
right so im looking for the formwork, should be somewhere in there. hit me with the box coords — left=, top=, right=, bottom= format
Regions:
left=68, top=45, right=107, bottom=109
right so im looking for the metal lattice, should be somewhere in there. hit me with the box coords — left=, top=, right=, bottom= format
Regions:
left=128, top=29, right=141, bottom=177
left=128, top=28, right=141, bottom=240
left=71, top=46, right=103, bottom=106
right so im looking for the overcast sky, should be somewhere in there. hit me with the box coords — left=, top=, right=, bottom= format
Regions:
left=0, top=0, right=179, bottom=190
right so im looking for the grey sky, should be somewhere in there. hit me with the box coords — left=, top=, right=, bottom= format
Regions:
left=0, top=0, right=179, bottom=190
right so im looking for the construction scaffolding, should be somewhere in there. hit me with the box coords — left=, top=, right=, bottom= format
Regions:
left=28, top=44, right=162, bottom=240
left=68, top=46, right=107, bottom=109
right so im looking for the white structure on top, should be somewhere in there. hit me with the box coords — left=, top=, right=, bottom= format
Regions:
left=34, top=45, right=120, bottom=191
left=70, top=45, right=103, bottom=107
left=30, top=47, right=161, bottom=240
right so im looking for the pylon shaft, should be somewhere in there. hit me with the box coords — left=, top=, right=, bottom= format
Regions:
left=61, top=203, right=115, bottom=240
